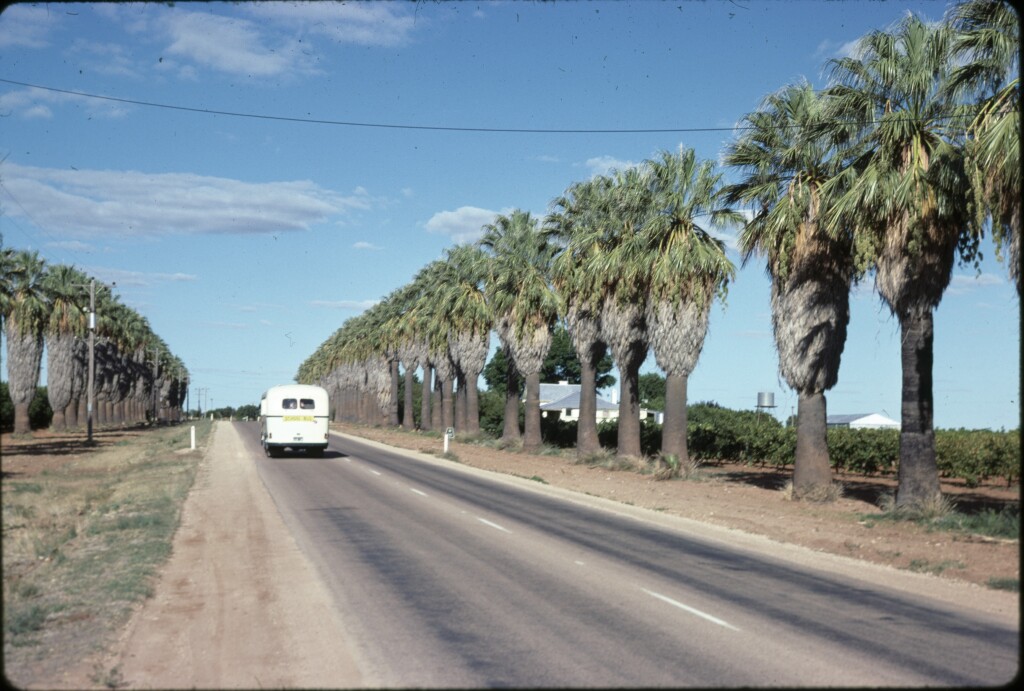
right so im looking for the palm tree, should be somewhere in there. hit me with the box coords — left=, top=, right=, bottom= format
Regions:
left=42, top=264, right=90, bottom=432
left=439, top=244, right=491, bottom=435
left=3, top=251, right=49, bottom=434
left=948, top=0, right=1020, bottom=294
left=724, top=81, right=854, bottom=498
left=592, top=166, right=655, bottom=460
left=481, top=210, right=560, bottom=452
left=643, top=147, right=739, bottom=465
left=823, top=14, right=975, bottom=508
left=547, top=177, right=613, bottom=456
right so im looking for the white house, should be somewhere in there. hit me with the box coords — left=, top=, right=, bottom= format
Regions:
left=537, top=381, right=659, bottom=423
left=826, top=413, right=900, bottom=430
left=538, top=381, right=618, bottom=422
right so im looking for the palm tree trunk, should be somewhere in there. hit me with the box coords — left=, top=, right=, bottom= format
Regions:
left=5, top=321, right=43, bottom=435
left=455, top=371, right=468, bottom=432
left=465, top=376, right=481, bottom=435
left=46, top=332, right=75, bottom=433
left=402, top=365, right=416, bottom=429
left=616, top=346, right=645, bottom=459
left=523, top=371, right=542, bottom=452
left=661, top=372, right=689, bottom=462
left=440, top=378, right=454, bottom=432
left=388, top=359, right=400, bottom=426
left=896, top=310, right=941, bottom=507
left=577, top=354, right=601, bottom=455
left=502, top=359, right=522, bottom=442
left=792, top=390, right=832, bottom=495
left=65, top=400, right=78, bottom=429
left=431, top=376, right=443, bottom=430
left=419, top=365, right=432, bottom=430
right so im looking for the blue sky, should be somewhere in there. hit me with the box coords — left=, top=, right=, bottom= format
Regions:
left=0, top=0, right=1018, bottom=430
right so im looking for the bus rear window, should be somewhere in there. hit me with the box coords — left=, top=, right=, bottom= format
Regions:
left=300, top=399, right=316, bottom=409
left=282, top=399, right=297, bottom=409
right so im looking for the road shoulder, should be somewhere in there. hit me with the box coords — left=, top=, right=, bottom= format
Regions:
left=110, top=421, right=363, bottom=689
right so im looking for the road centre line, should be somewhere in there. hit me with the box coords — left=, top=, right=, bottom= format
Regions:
left=368, top=469, right=382, bottom=476
left=641, top=588, right=740, bottom=631
left=477, top=518, right=511, bottom=533
left=410, top=488, right=428, bottom=497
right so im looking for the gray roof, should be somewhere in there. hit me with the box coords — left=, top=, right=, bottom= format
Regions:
left=539, top=382, right=581, bottom=403
left=827, top=414, right=873, bottom=424
left=540, top=391, right=618, bottom=411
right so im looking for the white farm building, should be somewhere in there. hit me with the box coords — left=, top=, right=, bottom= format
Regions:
left=826, top=413, right=900, bottom=430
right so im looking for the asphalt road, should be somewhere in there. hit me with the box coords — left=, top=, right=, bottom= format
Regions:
left=238, top=422, right=1019, bottom=687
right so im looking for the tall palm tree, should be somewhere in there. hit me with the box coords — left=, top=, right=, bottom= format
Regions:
left=440, top=244, right=491, bottom=435
left=3, top=251, right=49, bottom=434
left=824, top=14, right=974, bottom=507
left=42, top=264, right=90, bottom=432
left=481, top=210, right=560, bottom=452
left=643, top=147, right=739, bottom=465
left=948, top=0, right=1020, bottom=294
left=724, top=81, right=854, bottom=498
left=592, top=166, right=655, bottom=460
left=547, top=177, right=613, bottom=456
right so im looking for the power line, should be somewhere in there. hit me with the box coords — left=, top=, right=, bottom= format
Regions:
left=0, top=77, right=978, bottom=136
left=0, top=77, right=757, bottom=135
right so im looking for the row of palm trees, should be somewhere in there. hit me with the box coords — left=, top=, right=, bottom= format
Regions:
left=300, top=1, right=1017, bottom=507
left=1, top=245, right=189, bottom=435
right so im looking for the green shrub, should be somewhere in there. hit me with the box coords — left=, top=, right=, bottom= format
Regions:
left=827, top=428, right=899, bottom=475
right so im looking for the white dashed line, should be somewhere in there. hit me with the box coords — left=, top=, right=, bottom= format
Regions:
left=369, top=469, right=382, bottom=476
left=477, top=518, right=511, bottom=533
left=410, top=488, right=428, bottom=497
left=641, top=588, right=740, bottom=631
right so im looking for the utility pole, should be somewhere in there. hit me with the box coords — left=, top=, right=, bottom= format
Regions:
left=72, top=279, right=97, bottom=444
left=86, top=280, right=95, bottom=444
left=150, top=347, right=161, bottom=424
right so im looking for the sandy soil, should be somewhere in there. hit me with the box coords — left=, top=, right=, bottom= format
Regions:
left=108, top=422, right=363, bottom=689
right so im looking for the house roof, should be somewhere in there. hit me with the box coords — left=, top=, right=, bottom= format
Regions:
left=827, top=413, right=900, bottom=428
left=828, top=414, right=873, bottom=424
left=540, top=391, right=618, bottom=411
left=539, top=382, right=581, bottom=403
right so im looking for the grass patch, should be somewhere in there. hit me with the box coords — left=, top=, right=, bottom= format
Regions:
left=986, top=577, right=1019, bottom=592
left=2, top=419, right=213, bottom=681
left=528, top=475, right=548, bottom=484
left=575, top=449, right=637, bottom=472
left=9, top=482, right=44, bottom=494
left=5, top=603, right=50, bottom=636
left=863, top=494, right=1019, bottom=540
left=906, top=559, right=966, bottom=575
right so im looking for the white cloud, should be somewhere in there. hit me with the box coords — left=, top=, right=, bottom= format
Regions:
left=353, top=241, right=383, bottom=251
left=948, top=272, right=1006, bottom=295
left=68, top=39, right=140, bottom=78
left=245, top=2, right=418, bottom=48
left=45, top=240, right=95, bottom=253
left=162, top=11, right=317, bottom=78
left=582, top=155, right=638, bottom=177
left=87, top=266, right=198, bottom=288
left=0, top=163, right=364, bottom=239
left=0, top=4, right=54, bottom=49
left=424, top=206, right=507, bottom=244
left=309, top=299, right=379, bottom=311
left=0, top=86, right=130, bottom=120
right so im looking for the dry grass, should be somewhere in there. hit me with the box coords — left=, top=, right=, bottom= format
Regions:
left=781, top=480, right=846, bottom=503
left=2, top=421, right=212, bottom=686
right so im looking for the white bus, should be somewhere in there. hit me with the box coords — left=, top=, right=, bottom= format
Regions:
left=259, top=384, right=330, bottom=457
